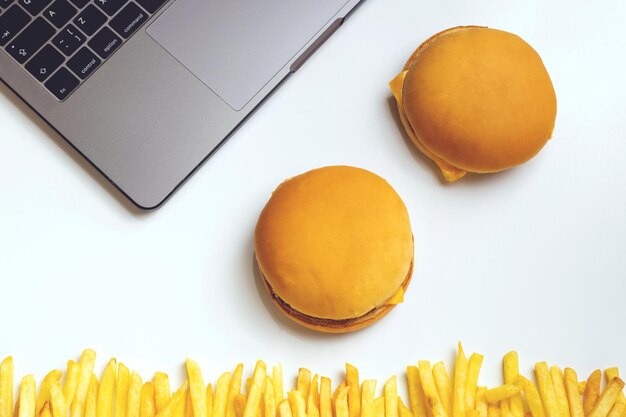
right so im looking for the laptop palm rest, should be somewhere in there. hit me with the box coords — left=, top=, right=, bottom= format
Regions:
left=147, top=0, right=349, bottom=111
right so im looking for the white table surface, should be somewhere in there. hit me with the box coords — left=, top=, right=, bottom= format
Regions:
left=1, top=0, right=625, bottom=394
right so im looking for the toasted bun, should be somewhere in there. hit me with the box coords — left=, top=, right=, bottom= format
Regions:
left=391, top=26, right=557, bottom=179
left=254, top=166, right=414, bottom=333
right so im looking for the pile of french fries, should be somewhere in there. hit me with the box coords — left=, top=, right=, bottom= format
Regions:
left=0, top=344, right=623, bottom=417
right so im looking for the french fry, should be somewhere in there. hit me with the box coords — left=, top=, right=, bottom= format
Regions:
left=487, top=406, right=499, bottom=417
left=50, top=381, right=67, bottom=417
left=84, top=375, right=99, bottom=417
left=334, top=387, right=350, bottom=417
left=453, top=344, right=469, bottom=417
left=140, top=383, right=156, bottom=417
left=604, top=370, right=624, bottom=402
left=128, top=372, right=143, bottom=417
left=265, top=378, right=276, bottom=417
left=278, top=401, right=292, bottom=417
left=214, top=373, right=232, bottom=417
left=227, top=365, right=244, bottom=417
left=550, top=367, right=570, bottom=417
left=36, top=371, right=62, bottom=414
left=606, top=398, right=625, bottom=417
left=502, top=353, right=523, bottom=417
left=155, top=373, right=171, bottom=413
left=475, top=388, right=487, bottom=417
left=297, top=370, right=311, bottom=408
left=346, top=365, right=360, bottom=417
left=333, top=384, right=347, bottom=407
left=307, top=376, right=319, bottom=417
left=373, top=398, right=384, bottom=417
left=186, top=391, right=194, bottom=417
left=272, top=367, right=284, bottom=404
left=40, top=403, right=52, bottom=417
left=186, top=360, right=208, bottom=417
left=0, top=357, right=13, bottom=417
left=564, top=369, right=584, bottom=417
left=518, top=376, right=545, bottom=417
left=243, top=361, right=267, bottom=417
left=587, top=379, right=625, bottom=417
left=19, top=375, right=37, bottom=417
left=234, top=396, right=245, bottom=417
left=535, top=363, right=559, bottom=417
left=115, top=364, right=131, bottom=417
left=156, top=382, right=189, bottom=417
left=64, top=362, right=80, bottom=409
left=71, top=349, right=97, bottom=417
left=500, top=400, right=512, bottom=417
left=484, top=386, right=520, bottom=403
left=584, top=371, right=602, bottom=416
left=466, top=411, right=481, bottom=417
left=465, top=354, right=484, bottom=411
left=361, top=380, right=377, bottom=417
left=384, top=376, right=399, bottom=417
left=319, top=379, right=331, bottom=417
left=207, top=385, right=214, bottom=417
left=432, top=362, right=452, bottom=417
left=407, top=367, right=428, bottom=417
left=418, top=361, right=446, bottom=417
left=245, top=380, right=252, bottom=396
left=579, top=383, right=586, bottom=396
left=289, top=392, right=307, bottom=417
left=97, top=359, right=117, bottom=417
left=399, top=399, right=414, bottom=417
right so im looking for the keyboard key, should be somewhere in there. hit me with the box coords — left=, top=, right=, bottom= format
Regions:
left=52, top=24, right=85, bottom=56
left=0, top=0, right=16, bottom=9
left=44, top=67, right=79, bottom=100
left=110, top=2, right=146, bottom=39
left=0, top=5, right=30, bottom=47
left=6, top=17, right=55, bottom=64
left=88, top=26, right=121, bottom=59
left=19, top=0, right=47, bottom=15
left=25, top=44, right=64, bottom=81
left=93, top=0, right=126, bottom=16
left=73, top=5, right=106, bottom=36
left=67, top=47, right=100, bottom=79
left=135, top=0, right=166, bottom=14
left=44, top=0, right=77, bottom=29
left=69, top=0, right=88, bottom=8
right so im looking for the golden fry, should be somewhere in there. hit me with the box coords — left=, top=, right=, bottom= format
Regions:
left=564, top=369, right=584, bottom=417
left=207, top=384, right=214, bottom=417
left=475, top=388, right=487, bottom=417
left=465, top=354, right=484, bottom=411
left=297, top=370, right=311, bottom=408
left=288, top=392, right=306, bottom=417
left=587, top=379, right=625, bottom=417
left=502, top=353, right=523, bottom=417
left=518, top=376, right=545, bottom=417
left=334, top=387, right=349, bottom=417
left=214, top=373, right=232, bottom=417
left=361, top=380, right=377, bottom=417
left=186, top=391, right=194, bottom=417
left=373, top=397, right=384, bottom=417
left=550, top=367, right=570, bottom=417
left=307, top=375, right=319, bottom=417
left=155, top=373, right=171, bottom=414
left=227, top=365, right=244, bottom=417
left=384, top=376, right=399, bottom=417
left=453, top=344, right=469, bottom=417
left=19, top=375, right=37, bottom=417
left=234, top=395, right=245, bottom=417
left=605, top=398, right=624, bottom=417
left=243, top=361, right=267, bottom=417
left=156, top=382, right=189, bottom=417
left=319, top=378, right=331, bottom=417
left=278, top=401, right=292, bottom=417
left=466, top=411, right=480, bottom=417
left=500, top=401, right=513, bottom=417
left=432, top=362, right=452, bottom=417
left=115, top=363, right=131, bottom=417
left=487, top=406, right=499, bottom=417
left=346, top=365, right=360, bottom=417
left=40, top=403, right=52, bottom=417
left=604, top=370, right=623, bottom=401
left=1, top=357, right=14, bottom=417
left=407, top=367, right=428, bottom=417
left=50, top=381, right=67, bottom=417
left=140, top=383, right=156, bottom=417
left=272, top=367, right=284, bottom=404
left=128, top=372, right=143, bottom=417
left=71, top=349, right=97, bottom=417
left=186, top=360, right=208, bottom=417
left=418, top=361, right=446, bottom=417
left=399, top=399, right=414, bottom=417
left=579, top=383, right=586, bottom=396
left=63, top=361, right=80, bottom=409
left=36, top=370, right=62, bottom=414
left=97, top=359, right=117, bottom=417
left=484, top=385, right=520, bottom=403
left=264, top=378, right=276, bottom=417
left=535, top=363, right=559, bottom=417
left=333, top=384, right=347, bottom=407
left=584, top=371, right=602, bottom=416
left=84, top=375, right=99, bottom=417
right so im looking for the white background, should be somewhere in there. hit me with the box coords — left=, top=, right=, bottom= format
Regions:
left=1, top=0, right=625, bottom=395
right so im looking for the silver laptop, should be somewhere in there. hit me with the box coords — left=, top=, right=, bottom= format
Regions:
left=0, top=0, right=363, bottom=209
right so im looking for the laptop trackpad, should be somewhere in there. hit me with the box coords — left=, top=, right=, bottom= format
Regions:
left=147, top=0, right=349, bottom=111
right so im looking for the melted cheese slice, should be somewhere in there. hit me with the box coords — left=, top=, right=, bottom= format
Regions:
left=389, top=71, right=467, bottom=182
left=386, top=287, right=404, bottom=305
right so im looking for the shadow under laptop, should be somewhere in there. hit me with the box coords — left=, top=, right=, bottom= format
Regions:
left=0, top=81, right=148, bottom=216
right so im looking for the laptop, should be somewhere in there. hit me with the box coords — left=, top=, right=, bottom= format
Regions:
left=0, top=0, right=363, bottom=209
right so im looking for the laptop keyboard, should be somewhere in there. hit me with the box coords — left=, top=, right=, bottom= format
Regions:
left=0, top=0, right=167, bottom=101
